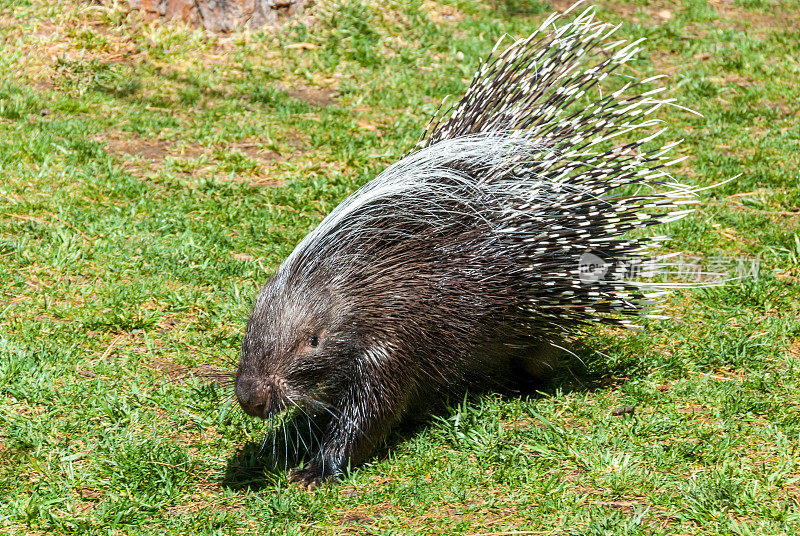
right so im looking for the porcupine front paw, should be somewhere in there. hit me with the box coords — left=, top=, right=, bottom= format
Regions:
left=288, top=459, right=342, bottom=488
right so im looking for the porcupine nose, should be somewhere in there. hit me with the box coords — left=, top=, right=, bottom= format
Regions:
left=235, top=377, right=272, bottom=419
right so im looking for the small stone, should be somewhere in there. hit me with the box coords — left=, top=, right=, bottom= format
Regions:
left=232, top=252, right=254, bottom=262
left=656, top=9, right=672, bottom=20
left=611, top=405, right=636, bottom=416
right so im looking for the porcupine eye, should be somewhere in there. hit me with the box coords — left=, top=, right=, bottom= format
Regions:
left=308, top=336, right=319, bottom=348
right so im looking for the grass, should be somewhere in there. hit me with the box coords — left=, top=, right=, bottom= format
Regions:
left=0, top=0, right=799, bottom=534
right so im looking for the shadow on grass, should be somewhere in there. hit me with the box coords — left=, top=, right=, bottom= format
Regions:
left=221, top=415, right=324, bottom=491
left=220, top=342, right=646, bottom=489
left=222, top=442, right=280, bottom=491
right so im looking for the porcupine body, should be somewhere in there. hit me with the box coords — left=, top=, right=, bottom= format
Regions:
left=235, top=5, right=698, bottom=486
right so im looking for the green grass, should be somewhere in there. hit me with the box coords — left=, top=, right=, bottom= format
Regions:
left=1, top=0, right=799, bottom=534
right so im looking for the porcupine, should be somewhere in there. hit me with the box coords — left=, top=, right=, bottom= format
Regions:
left=234, top=4, right=700, bottom=486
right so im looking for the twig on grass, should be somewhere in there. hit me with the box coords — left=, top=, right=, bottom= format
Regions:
left=101, top=333, right=125, bottom=360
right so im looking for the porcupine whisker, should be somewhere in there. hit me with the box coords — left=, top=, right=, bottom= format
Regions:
left=310, top=402, right=346, bottom=429
left=275, top=397, right=342, bottom=470
left=271, top=430, right=277, bottom=469
left=285, top=399, right=316, bottom=456
left=260, top=430, right=270, bottom=453
left=291, top=419, right=301, bottom=463
left=282, top=418, right=289, bottom=471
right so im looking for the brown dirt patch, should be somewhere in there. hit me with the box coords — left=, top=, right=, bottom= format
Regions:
left=550, top=0, right=586, bottom=13
left=77, top=487, right=104, bottom=503
left=100, top=131, right=293, bottom=184
left=108, top=136, right=183, bottom=163
left=789, top=340, right=800, bottom=360
left=85, top=330, right=149, bottom=363
left=602, top=0, right=679, bottom=25
left=280, top=84, right=339, bottom=107
left=233, top=141, right=283, bottom=163
left=709, top=73, right=756, bottom=90
left=340, top=508, right=385, bottom=527
left=155, top=313, right=184, bottom=334
left=711, top=1, right=800, bottom=35
left=422, top=0, right=464, bottom=25
left=601, top=0, right=800, bottom=32
left=780, top=476, right=800, bottom=508
left=101, top=131, right=204, bottom=166
left=333, top=501, right=529, bottom=534
left=148, top=357, right=233, bottom=386
left=589, top=497, right=675, bottom=528
left=675, top=404, right=715, bottom=424
left=572, top=484, right=603, bottom=496
left=563, top=468, right=587, bottom=481
left=678, top=403, right=708, bottom=414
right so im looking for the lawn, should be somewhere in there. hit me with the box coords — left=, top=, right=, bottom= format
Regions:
left=1, top=0, right=799, bottom=534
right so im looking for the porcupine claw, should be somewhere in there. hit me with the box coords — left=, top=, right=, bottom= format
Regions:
left=288, top=460, right=337, bottom=488
left=288, top=468, right=325, bottom=489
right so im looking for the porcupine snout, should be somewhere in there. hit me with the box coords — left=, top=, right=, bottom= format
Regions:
left=234, top=376, right=273, bottom=419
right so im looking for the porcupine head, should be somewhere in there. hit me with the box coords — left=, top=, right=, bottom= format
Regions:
left=235, top=4, right=701, bottom=487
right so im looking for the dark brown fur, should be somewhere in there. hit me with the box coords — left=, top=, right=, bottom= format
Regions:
left=234, top=226, right=559, bottom=486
